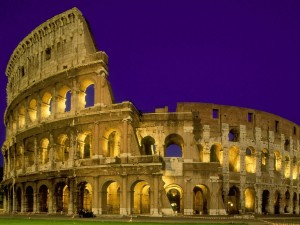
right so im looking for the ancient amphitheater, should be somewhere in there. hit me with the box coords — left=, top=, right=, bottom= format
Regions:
left=1, top=8, right=300, bottom=216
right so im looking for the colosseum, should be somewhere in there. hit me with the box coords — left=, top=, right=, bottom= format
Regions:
left=1, top=7, right=300, bottom=216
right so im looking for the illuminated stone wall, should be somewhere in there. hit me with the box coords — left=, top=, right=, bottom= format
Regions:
left=2, top=8, right=300, bottom=216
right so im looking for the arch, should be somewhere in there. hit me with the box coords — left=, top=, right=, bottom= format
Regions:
left=141, top=136, right=156, bottom=155
left=57, top=86, right=72, bottom=113
left=18, top=105, right=25, bottom=128
left=262, top=190, right=270, bottom=214
left=56, top=134, right=70, bottom=162
left=293, top=192, right=297, bottom=214
left=284, top=190, right=290, bottom=213
left=261, top=148, right=269, bottom=172
left=274, top=151, right=281, bottom=172
left=210, top=144, right=222, bottom=163
left=193, top=184, right=209, bottom=215
left=245, top=147, right=256, bottom=173
left=78, top=79, right=95, bottom=108
left=284, top=156, right=291, bottom=178
left=55, top=182, right=69, bottom=213
left=41, top=92, right=52, bottom=119
left=25, top=140, right=35, bottom=168
left=228, top=128, right=239, bottom=142
left=39, top=138, right=49, bottom=164
left=101, top=181, right=120, bottom=214
left=103, top=130, right=121, bottom=157
left=25, top=186, right=34, bottom=212
left=229, top=146, right=240, bottom=172
left=39, top=185, right=49, bottom=212
left=228, top=186, right=240, bottom=214
left=274, top=190, right=281, bottom=214
left=77, top=132, right=92, bottom=159
left=16, top=187, right=22, bottom=212
left=77, top=182, right=92, bottom=212
left=131, top=180, right=150, bottom=214
left=165, top=184, right=183, bottom=214
left=164, top=134, right=184, bottom=157
left=28, top=99, right=37, bottom=122
left=292, top=156, right=298, bottom=179
left=244, top=187, right=255, bottom=212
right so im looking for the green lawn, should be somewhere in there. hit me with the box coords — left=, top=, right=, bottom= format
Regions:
left=0, top=218, right=246, bottom=225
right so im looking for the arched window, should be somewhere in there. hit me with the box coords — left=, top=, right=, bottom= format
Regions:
left=228, top=128, right=239, bottom=142
left=141, top=136, right=155, bottom=155
left=274, top=151, right=281, bottom=172
left=40, top=138, right=49, bottom=164
left=261, top=149, right=269, bottom=172
left=85, top=84, right=95, bottom=107
left=57, top=86, right=72, bottom=113
left=77, top=132, right=92, bottom=159
left=28, top=99, right=37, bottom=122
left=165, top=134, right=184, bottom=157
left=41, top=92, right=52, bottom=119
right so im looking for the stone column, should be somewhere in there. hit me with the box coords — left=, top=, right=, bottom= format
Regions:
left=269, top=187, right=274, bottom=214
left=151, top=174, right=160, bottom=216
left=34, top=137, right=38, bottom=172
left=183, top=178, right=193, bottom=215
left=256, top=188, right=262, bottom=214
left=49, top=133, right=55, bottom=169
left=68, top=180, right=74, bottom=215
left=68, top=131, right=75, bottom=167
left=92, top=176, right=99, bottom=215
left=93, top=122, right=100, bottom=157
left=33, top=183, right=38, bottom=213
left=120, top=175, right=128, bottom=215
left=48, top=182, right=53, bottom=214
left=121, top=117, right=132, bottom=157
left=183, top=126, right=193, bottom=162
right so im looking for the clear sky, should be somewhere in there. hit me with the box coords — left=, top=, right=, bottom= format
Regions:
left=1, top=0, right=300, bottom=166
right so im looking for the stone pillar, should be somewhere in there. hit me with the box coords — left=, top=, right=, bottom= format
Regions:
left=68, top=131, right=75, bottom=167
left=24, top=98, right=30, bottom=129
left=34, top=137, right=38, bottom=172
left=256, top=188, right=262, bottom=214
left=151, top=174, right=160, bottom=216
left=33, top=183, right=37, bottom=213
left=92, top=176, right=99, bottom=214
left=269, top=188, right=274, bottom=214
left=120, top=175, right=128, bottom=215
left=121, top=117, right=132, bottom=157
left=256, top=151, right=261, bottom=177
left=183, top=178, right=193, bottom=215
left=183, top=126, right=193, bottom=162
left=93, top=122, right=100, bottom=157
left=48, top=182, right=53, bottom=214
left=12, top=182, right=16, bottom=213
left=68, top=180, right=74, bottom=215
left=240, top=177, right=245, bottom=214
left=49, top=133, right=55, bottom=169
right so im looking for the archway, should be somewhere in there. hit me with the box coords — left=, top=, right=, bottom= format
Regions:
left=244, top=188, right=255, bottom=212
left=25, top=186, right=34, bottom=212
left=228, top=186, right=240, bottom=214
left=165, top=184, right=183, bottom=214
left=229, top=146, right=240, bottom=172
left=102, top=181, right=120, bottom=214
left=245, top=147, right=256, bottom=173
left=141, top=136, right=155, bottom=155
left=16, top=187, right=22, bottom=212
left=193, top=185, right=209, bottom=214
left=77, top=182, right=92, bottom=212
left=77, top=132, right=92, bottom=159
left=274, top=190, right=280, bottom=214
left=165, top=134, right=184, bottom=157
left=293, top=192, right=297, bottom=214
left=274, top=151, right=281, bottom=173
left=55, top=182, right=69, bottom=213
left=284, top=190, right=290, bottom=213
left=262, top=190, right=270, bottom=214
left=131, top=180, right=150, bottom=214
left=39, top=185, right=49, bottom=212
left=261, top=149, right=269, bottom=172
left=210, top=144, right=222, bottom=163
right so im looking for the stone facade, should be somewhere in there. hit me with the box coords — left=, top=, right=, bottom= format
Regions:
left=2, top=8, right=300, bottom=216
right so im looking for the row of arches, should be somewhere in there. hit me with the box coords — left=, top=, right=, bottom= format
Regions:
left=7, top=80, right=95, bottom=134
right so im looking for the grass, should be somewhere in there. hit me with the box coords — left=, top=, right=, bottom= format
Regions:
left=0, top=218, right=247, bottom=225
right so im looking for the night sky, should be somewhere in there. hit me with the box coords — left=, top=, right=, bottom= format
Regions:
left=1, top=0, right=300, bottom=166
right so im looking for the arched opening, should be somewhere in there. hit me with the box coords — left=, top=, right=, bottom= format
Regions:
left=131, top=181, right=150, bottom=214
left=85, top=84, right=95, bottom=107
left=293, top=192, right=297, bottom=214
left=57, top=86, right=72, bottom=113
left=25, top=141, right=34, bottom=168
left=228, top=186, right=240, bottom=214
left=274, top=190, right=281, bottom=214
left=261, top=149, right=269, bottom=172
left=229, top=146, right=240, bottom=172
left=164, top=134, right=184, bottom=157
left=77, top=133, right=92, bottom=159
left=55, top=182, right=69, bottom=213
left=40, top=138, right=49, bottom=165
left=210, top=144, right=222, bottom=163
left=228, top=128, right=239, bottom=142
left=274, top=151, right=281, bottom=173
left=39, top=185, right=49, bottom=212
left=16, top=187, right=22, bottom=212
left=103, top=130, right=120, bottom=157
left=284, top=191, right=290, bottom=213
left=28, top=99, right=37, bottom=122
left=18, top=106, right=25, bottom=128
left=77, top=182, right=92, bottom=212
left=16, top=145, right=23, bottom=170
left=292, top=157, right=298, bottom=179
left=56, top=134, right=70, bottom=162
left=25, top=186, right=34, bottom=212
left=193, top=185, right=209, bottom=215
left=102, top=181, right=120, bottom=214
left=165, top=184, right=183, bottom=214
left=141, top=136, right=156, bottom=155
left=262, top=190, right=270, bottom=214
left=41, top=92, right=52, bottom=119
left=244, top=188, right=255, bottom=212
left=245, top=147, right=256, bottom=173
left=284, top=156, right=291, bottom=178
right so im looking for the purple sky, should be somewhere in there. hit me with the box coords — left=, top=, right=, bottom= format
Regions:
left=1, top=0, right=300, bottom=166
